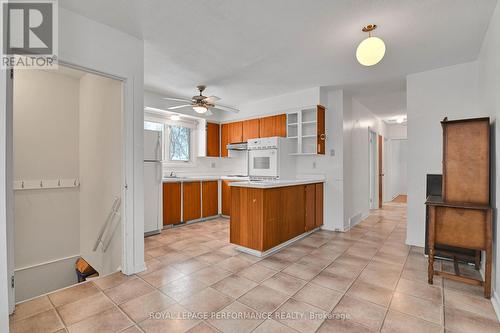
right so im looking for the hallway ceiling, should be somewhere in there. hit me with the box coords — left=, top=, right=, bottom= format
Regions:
left=60, top=0, right=497, bottom=111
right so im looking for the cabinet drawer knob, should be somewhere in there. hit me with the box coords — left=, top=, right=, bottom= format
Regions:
left=253, top=199, right=256, bottom=203
left=320, top=134, right=326, bottom=141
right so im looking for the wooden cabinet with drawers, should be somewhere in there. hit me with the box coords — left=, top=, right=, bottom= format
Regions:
left=183, top=182, right=201, bottom=222
left=222, top=180, right=234, bottom=216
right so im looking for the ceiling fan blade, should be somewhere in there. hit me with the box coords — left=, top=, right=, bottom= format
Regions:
left=213, top=104, right=240, bottom=113
left=203, top=95, right=220, bottom=103
left=168, top=104, right=192, bottom=110
left=162, top=97, right=192, bottom=103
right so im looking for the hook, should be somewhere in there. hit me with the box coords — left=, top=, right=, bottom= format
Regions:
left=58, top=179, right=61, bottom=187
left=74, top=179, right=77, bottom=186
left=40, top=180, right=43, bottom=188
left=21, top=181, right=24, bottom=189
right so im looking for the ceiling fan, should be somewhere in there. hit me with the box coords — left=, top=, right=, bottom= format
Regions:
left=162, top=85, right=239, bottom=115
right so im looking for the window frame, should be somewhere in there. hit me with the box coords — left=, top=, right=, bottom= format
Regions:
left=144, top=111, right=198, bottom=168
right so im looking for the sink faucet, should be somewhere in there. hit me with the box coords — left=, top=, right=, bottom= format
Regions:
left=169, top=171, right=176, bottom=177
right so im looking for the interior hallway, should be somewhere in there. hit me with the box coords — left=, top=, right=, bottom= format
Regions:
left=9, top=204, right=500, bottom=333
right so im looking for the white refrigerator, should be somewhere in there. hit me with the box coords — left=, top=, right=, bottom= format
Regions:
left=144, top=129, right=163, bottom=235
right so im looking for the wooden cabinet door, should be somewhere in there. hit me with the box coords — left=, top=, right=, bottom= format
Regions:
left=259, top=114, right=286, bottom=138
left=183, top=182, right=201, bottom=222
left=282, top=185, right=306, bottom=240
left=221, top=123, right=229, bottom=157
left=206, top=122, right=220, bottom=157
left=163, top=182, right=181, bottom=225
left=228, top=121, right=243, bottom=143
left=317, top=105, right=325, bottom=155
left=242, top=119, right=260, bottom=141
left=315, top=183, right=324, bottom=228
left=202, top=181, right=218, bottom=217
left=222, top=180, right=233, bottom=216
left=305, top=184, right=316, bottom=231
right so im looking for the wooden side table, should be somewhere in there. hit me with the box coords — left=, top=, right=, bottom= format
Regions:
left=426, top=195, right=493, bottom=298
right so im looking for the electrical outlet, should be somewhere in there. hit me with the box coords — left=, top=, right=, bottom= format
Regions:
left=312, top=162, right=316, bottom=169
left=211, top=162, right=216, bottom=168
left=330, top=149, right=335, bottom=156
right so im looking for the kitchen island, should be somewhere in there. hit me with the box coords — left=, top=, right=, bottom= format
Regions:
left=229, top=179, right=325, bottom=257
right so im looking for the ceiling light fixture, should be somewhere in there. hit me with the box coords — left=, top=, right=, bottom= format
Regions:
left=193, top=105, right=208, bottom=114
left=171, top=114, right=181, bottom=121
left=356, top=24, right=386, bottom=66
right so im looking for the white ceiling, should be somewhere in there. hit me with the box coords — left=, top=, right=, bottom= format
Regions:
left=60, top=0, right=497, bottom=117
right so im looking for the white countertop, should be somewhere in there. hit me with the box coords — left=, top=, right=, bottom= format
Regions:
left=162, top=175, right=249, bottom=183
left=229, top=177, right=325, bottom=188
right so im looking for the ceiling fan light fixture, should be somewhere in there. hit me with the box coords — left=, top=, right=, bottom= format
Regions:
left=356, top=24, right=386, bottom=66
left=193, top=105, right=208, bottom=114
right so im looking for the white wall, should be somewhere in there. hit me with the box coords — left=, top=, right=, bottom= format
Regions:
left=478, top=0, right=500, bottom=314
left=386, top=123, right=407, bottom=140
left=79, top=73, right=123, bottom=277
left=389, top=139, right=408, bottom=199
left=344, top=98, right=386, bottom=227
left=58, top=7, right=145, bottom=277
left=406, top=61, right=481, bottom=246
left=13, top=70, right=81, bottom=302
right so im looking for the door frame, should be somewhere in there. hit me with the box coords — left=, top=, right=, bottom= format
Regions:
left=369, top=130, right=377, bottom=210
left=5, top=60, right=144, bottom=311
left=378, top=134, right=383, bottom=208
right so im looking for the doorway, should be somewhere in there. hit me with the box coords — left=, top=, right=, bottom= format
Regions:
left=9, top=65, right=125, bottom=303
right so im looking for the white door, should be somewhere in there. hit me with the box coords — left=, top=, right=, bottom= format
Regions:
left=144, top=162, right=162, bottom=234
left=6, top=68, right=15, bottom=314
left=144, top=130, right=162, bottom=161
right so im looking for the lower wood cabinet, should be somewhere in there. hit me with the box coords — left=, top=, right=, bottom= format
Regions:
left=222, top=180, right=234, bottom=216
left=202, top=181, right=218, bottom=217
left=231, top=183, right=324, bottom=252
left=183, top=182, right=201, bottom=222
left=163, top=182, right=181, bottom=225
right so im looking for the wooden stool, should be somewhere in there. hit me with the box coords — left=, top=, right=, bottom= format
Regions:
left=426, top=196, right=492, bottom=298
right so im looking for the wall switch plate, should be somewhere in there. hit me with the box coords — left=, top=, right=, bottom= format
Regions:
left=330, top=149, right=335, bottom=156
left=211, top=162, right=216, bottom=168
left=312, top=162, right=316, bottom=169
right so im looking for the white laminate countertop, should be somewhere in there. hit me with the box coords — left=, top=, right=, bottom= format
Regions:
left=229, top=178, right=325, bottom=188
left=162, top=175, right=249, bottom=183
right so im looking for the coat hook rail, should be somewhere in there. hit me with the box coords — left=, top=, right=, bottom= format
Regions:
left=13, top=178, right=80, bottom=190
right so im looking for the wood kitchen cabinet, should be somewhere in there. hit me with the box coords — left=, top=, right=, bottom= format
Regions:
left=228, top=121, right=243, bottom=144
left=305, top=184, right=316, bottom=232
left=317, top=105, right=326, bottom=155
left=259, top=114, right=286, bottom=138
left=221, top=123, right=229, bottom=157
left=206, top=122, right=220, bottom=157
left=183, top=182, right=201, bottom=222
left=202, top=181, right=218, bottom=217
left=222, top=180, right=234, bottom=216
left=242, top=119, right=260, bottom=141
left=230, top=183, right=324, bottom=252
left=315, top=183, right=324, bottom=228
left=163, top=182, right=182, bottom=225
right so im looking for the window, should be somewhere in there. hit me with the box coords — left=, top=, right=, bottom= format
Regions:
left=168, top=125, right=191, bottom=162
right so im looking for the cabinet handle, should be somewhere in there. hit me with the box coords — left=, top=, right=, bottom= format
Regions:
left=319, top=134, right=326, bottom=141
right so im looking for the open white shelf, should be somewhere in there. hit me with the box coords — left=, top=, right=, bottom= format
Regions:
left=286, top=106, right=321, bottom=155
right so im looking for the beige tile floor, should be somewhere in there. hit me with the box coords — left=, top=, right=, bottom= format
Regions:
left=9, top=203, right=500, bottom=333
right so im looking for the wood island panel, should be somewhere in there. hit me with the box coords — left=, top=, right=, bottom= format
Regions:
left=230, top=183, right=323, bottom=252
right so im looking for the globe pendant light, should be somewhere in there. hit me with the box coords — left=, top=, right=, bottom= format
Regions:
left=356, top=24, right=386, bottom=66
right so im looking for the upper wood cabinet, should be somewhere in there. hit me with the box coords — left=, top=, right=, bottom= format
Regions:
left=228, top=121, right=243, bottom=144
left=259, top=114, right=286, bottom=138
left=183, top=182, right=201, bottom=222
left=163, top=182, right=182, bottom=225
left=206, top=122, right=220, bottom=157
left=242, top=119, right=260, bottom=141
left=221, top=123, right=229, bottom=157
left=202, top=181, right=218, bottom=217
left=317, top=106, right=326, bottom=155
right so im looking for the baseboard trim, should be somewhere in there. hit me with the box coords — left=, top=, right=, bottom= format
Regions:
left=234, top=228, right=319, bottom=258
